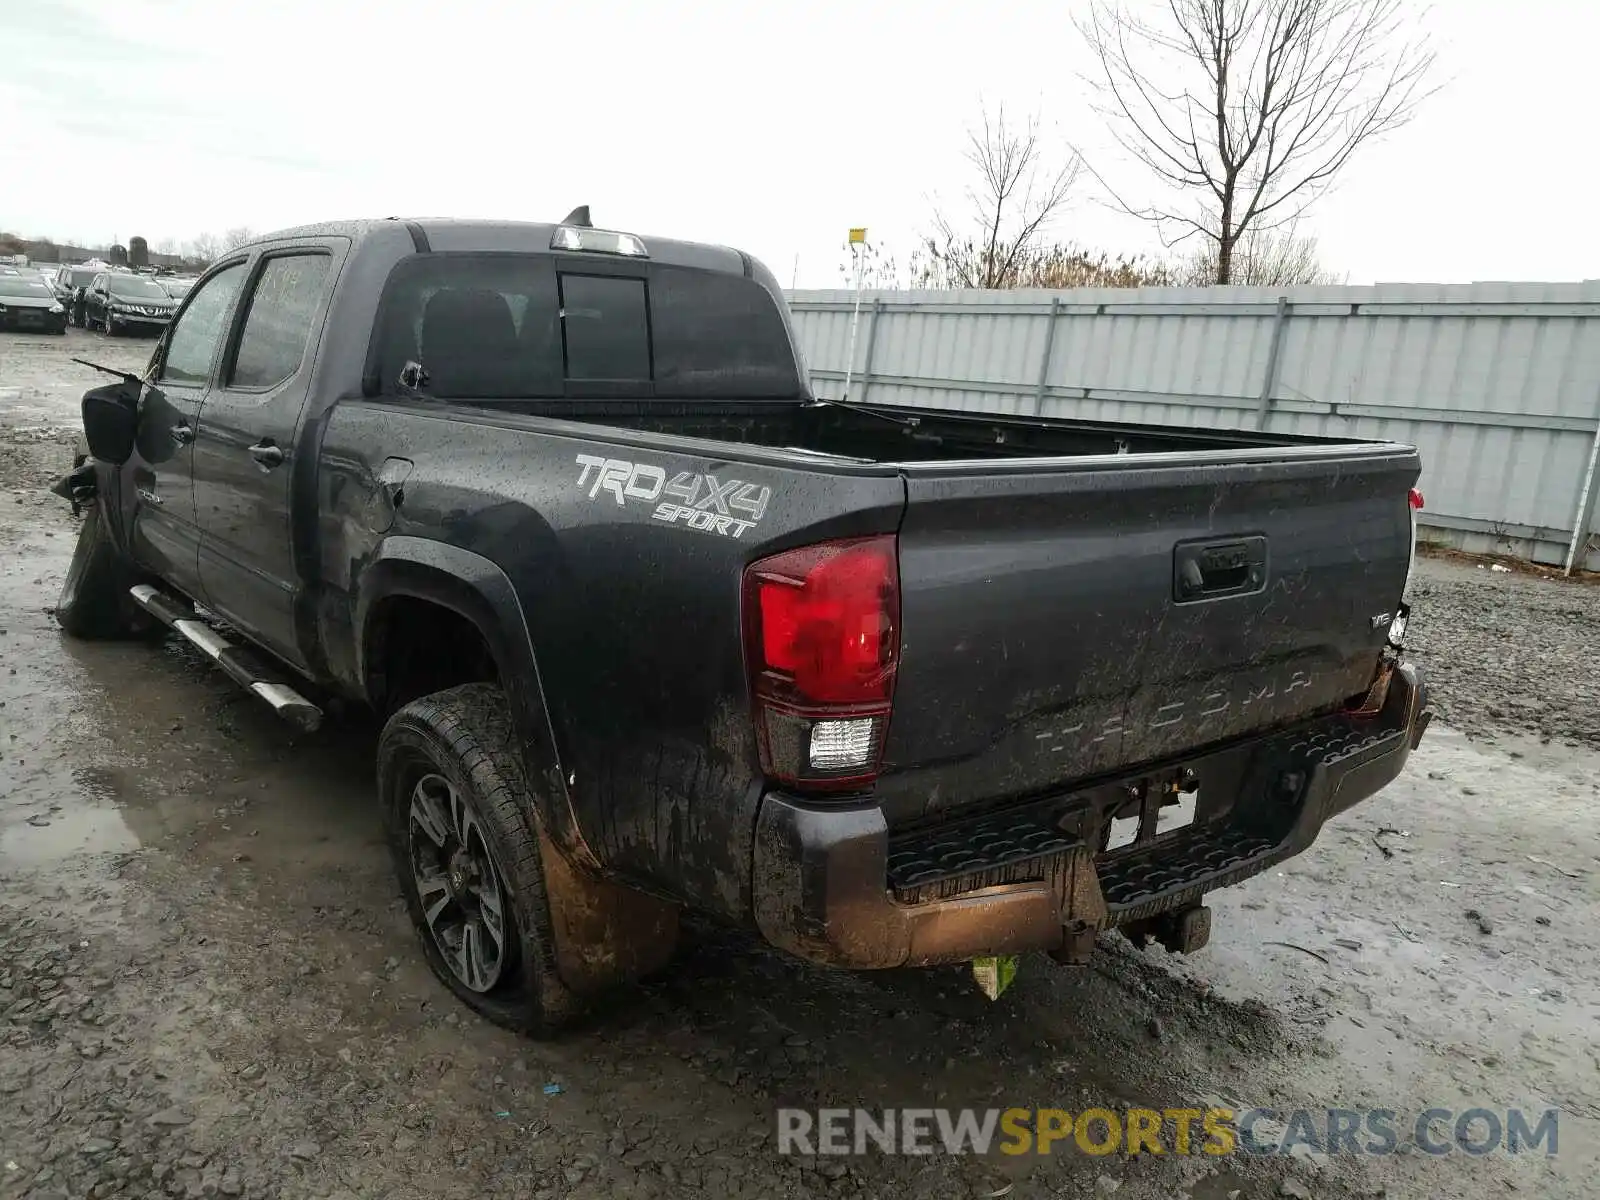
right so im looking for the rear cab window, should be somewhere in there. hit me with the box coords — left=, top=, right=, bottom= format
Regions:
left=559, top=274, right=650, bottom=385
left=367, top=252, right=800, bottom=402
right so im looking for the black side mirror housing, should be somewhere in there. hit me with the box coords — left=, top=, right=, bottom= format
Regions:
left=81, top=383, right=140, bottom=465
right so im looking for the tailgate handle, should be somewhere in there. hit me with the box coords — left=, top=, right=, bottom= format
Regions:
left=1174, top=536, right=1267, bottom=602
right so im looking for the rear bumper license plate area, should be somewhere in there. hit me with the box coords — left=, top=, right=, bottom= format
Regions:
left=753, top=662, right=1429, bottom=969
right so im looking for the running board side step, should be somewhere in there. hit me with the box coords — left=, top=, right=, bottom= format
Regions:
left=128, top=585, right=323, bottom=732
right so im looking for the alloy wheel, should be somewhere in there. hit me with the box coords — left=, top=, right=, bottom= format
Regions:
left=406, top=772, right=510, bottom=993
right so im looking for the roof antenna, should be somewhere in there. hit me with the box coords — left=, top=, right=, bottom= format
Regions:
left=562, top=205, right=593, bottom=228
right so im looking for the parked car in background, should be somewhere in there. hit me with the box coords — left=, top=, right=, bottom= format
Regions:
left=160, top=276, right=198, bottom=300
left=0, top=271, right=68, bottom=334
left=54, top=264, right=104, bottom=326
left=83, top=271, right=179, bottom=336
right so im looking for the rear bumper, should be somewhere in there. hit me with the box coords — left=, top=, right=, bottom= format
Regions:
left=753, top=661, right=1430, bottom=969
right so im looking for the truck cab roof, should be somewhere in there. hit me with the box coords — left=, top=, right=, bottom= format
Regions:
left=247, top=217, right=757, bottom=279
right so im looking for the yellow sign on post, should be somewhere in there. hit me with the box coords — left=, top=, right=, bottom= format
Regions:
left=848, top=227, right=867, bottom=245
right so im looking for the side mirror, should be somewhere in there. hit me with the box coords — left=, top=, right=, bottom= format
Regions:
left=81, top=383, right=140, bottom=465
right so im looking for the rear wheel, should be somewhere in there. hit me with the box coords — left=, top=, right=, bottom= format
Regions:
left=378, top=684, right=579, bottom=1035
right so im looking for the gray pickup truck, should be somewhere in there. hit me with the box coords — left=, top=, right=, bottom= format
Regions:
left=54, top=212, right=1432, bottom=1033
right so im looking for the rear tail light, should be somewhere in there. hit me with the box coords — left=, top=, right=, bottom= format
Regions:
left=742, top=535, right=899, bottom=792
left=1409, top=488, right=1424, bottom=510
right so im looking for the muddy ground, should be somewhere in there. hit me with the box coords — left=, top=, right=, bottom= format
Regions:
left=1, top=329, right=1596, bottom=1200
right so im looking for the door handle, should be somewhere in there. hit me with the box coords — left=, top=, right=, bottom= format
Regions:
left=248, top=440, right=285, bottom=468
left=1173, top=535, right=1268, bottom=603
left=171, top=422, right=194, bottom=445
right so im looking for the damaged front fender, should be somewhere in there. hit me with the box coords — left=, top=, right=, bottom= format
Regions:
left=51, top=459, right=99, bottom=515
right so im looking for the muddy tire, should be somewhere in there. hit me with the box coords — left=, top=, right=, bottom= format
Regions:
left=55, top=503, right=155, bottom=639
left=378, top=683, right=579, bottom=1036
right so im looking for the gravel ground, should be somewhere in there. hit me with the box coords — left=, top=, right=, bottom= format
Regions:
left=1407, top=560, right=1600, bottom=748
left=1, top=329, right=1597, bottom=1200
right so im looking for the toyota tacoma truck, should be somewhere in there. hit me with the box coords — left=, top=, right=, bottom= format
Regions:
left=52, top=212, right=1433, bottom=1033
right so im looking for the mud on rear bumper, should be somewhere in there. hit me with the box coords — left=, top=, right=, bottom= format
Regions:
left=752, top=662, right=1430, bottom=969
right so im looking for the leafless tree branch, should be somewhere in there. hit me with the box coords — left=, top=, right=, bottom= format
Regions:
left=926, top=104, right=1085, bottom=288
left=186, top=232, right=221, bottom=265
left=1077, top=0, right=1437, bottom=283
left=1174, top=222, right=1342, bottom=284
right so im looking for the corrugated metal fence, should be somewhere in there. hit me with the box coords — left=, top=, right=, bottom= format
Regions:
left=786, top=283, right=1600, bottom=572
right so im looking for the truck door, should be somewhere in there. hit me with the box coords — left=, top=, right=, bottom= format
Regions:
left=130, top=260, right=248, bottom=601
left=192, top=248, right=336, bottom=669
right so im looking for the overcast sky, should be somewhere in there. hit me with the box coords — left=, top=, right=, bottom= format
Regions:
left=2, top=0, right=1594, bottom=287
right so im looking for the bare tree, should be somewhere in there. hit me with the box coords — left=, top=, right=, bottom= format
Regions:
left=186, top=232, right=221, bottom=265
left=1175, top=224, right=1341, bottom=285
left=1078, top=0, right=1435, bottom=283
left=221, top=226, right=255, bottom=252
left=924, top=105, right=1085, bottom=288
left=156, top=237, right=179, bottom=257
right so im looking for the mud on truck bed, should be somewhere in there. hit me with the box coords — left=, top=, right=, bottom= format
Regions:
left=53, top=211, right=1433, bottom=1031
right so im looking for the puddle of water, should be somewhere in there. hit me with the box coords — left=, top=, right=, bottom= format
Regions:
left=0, top=752, right=143, bottom=867
left=0, top=801, right=139, bottom=864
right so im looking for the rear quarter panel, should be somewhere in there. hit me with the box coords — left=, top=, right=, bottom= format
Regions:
left=315, top=401, right=905, bottom=919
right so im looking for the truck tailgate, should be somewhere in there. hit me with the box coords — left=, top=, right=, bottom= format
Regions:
left=874, top=444, right=1421, bottom=826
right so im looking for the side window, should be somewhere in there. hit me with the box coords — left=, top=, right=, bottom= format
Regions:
left=228, top=254, right=332, bottom=391
left=558, top=274, right=650, bottom=382
left=158, top=263, right=246, bottom=385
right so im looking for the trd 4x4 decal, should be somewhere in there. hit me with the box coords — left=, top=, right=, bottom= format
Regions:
left=574, top=454, right=772, bottom=540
